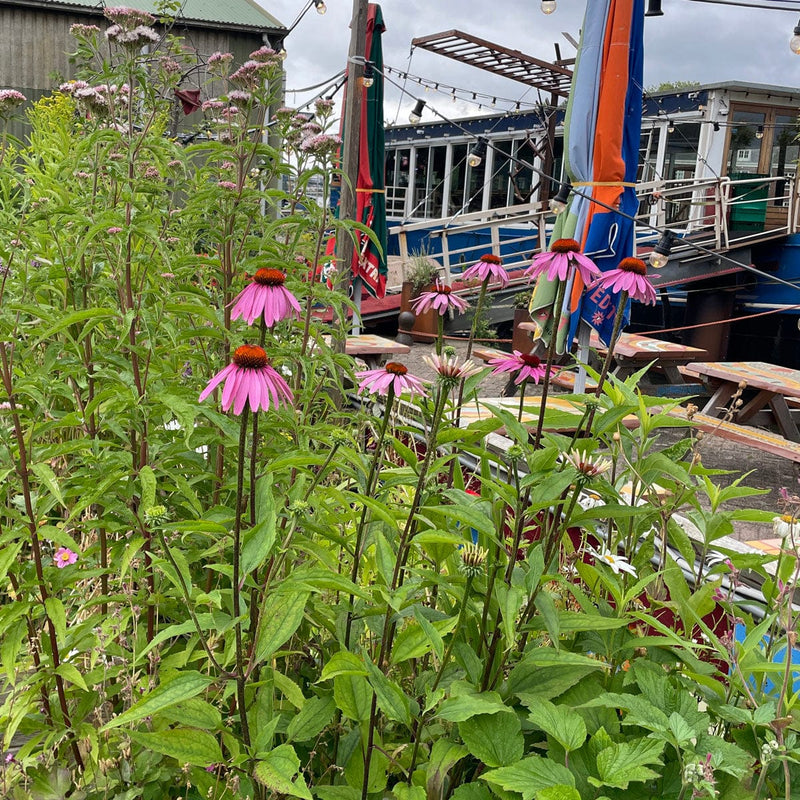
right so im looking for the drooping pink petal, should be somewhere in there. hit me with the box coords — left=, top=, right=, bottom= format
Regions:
left=199, top=362, right=237, bottom=403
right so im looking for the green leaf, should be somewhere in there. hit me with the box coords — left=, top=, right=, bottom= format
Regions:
left=102, top=671, right=213, bottom=730
left=591, top=739, right=664, bottom=789
left=158, top=698, right=222, bottom=730
left=31, top=462, right=66, bottom=509
left=392, top=615, right=456, bottom=663
left=271, top=671, right=306, bottom=709
left=334, top=673, right=372, bottom=721
left=253, top=744, right=312, bottom=800
left=438, top=691, right=512, bottom=722
left=253, top=589, right=309, bottom=664
left=459, top=711, right=524, bottom=767
left=534, top=591, right=560, bottom=650
left=242, top=478, right=277, bottom=574
left=365, top=659, right=411, bottom=725
left=44, top=597, right=67, bottom=643
left=497, top=584, right=524, bottom=648
left=535, top=787, right=581, bottom=800
left=138, top=465, right=156, bottom=513
left=286, top=694, right=335, bottom=743
left=426, top=739, right=469, bottom=800
left=131, top=727, right=221, bottom=766
left=56, top=662, right=88, bottom=692
left=482, top=756, right=575, bottom=800
left=321, top=651, right=368, bottom=681
left=451, top=784, right=491, bottom=800
left=392, top=786, right=426, bottom=800
left=527, top=699, right=587, bottom=752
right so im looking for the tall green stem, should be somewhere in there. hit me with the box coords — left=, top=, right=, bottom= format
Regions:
left=533, top=279, right=567, bottom=449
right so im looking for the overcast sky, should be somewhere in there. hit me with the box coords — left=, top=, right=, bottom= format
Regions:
left=256, top=0, right=800, bottom=124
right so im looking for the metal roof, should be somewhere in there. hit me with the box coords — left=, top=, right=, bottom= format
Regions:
left=411, top=30, right=574, bottom=98
left=5, top=0, right=285, bottom=31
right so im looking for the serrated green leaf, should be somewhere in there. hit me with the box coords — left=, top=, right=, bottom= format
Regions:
left=438, top=691, right=512, bottom=722
left=459, top=711, right=523, bottom=767
left=253, top=744, right=312, bottom=799
left=254, top=589, right=308, bottom=664
left=593, top=739, right=664, bottom=789
left=482, top=756, right=575, bottom=800
left=334, top=673, right=371, bottom=721
left=102, top=671, right=213, bottom=730
left=138, top=465, right=156, bottom=513
left=527, top=699, right=587, bottom=752
left=158, top=698, right=222, bottom=730
left=365, top=659, right=411, bottom=725
left=426, top=739, right=469, bottom=800
left=286, top=694, right=335, bottom=743
left=44, top=597, right=67, bottom=643
left=132, top=727, right=221, bottom=766
left=31, top=462, right=66, bottom=509
left=321, top=651, right=368, bottom=681
left=56, top=662, right=88, bottom=692
left=535, top=787, right=581, bottom=800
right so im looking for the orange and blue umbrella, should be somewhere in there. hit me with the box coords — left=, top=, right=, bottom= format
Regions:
left=529, top=0, right=644, bottom=352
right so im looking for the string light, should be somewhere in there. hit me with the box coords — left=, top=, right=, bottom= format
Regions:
left=362, top=62, right=374, bottom=89
left=644, top=0, right=664, bottom=15
left=649, top=230, right=675, bottom=268
left=409, top=98, right=426, bottom=124
left=541, top=0, right=557, bottom=13
left=313, top=0, right=326, bottom=14
left=756, top=124, right=765, bottom=139
left=467, top=136, right=488, bottom=167
left=667, top=119, right=675, bottom=133
left=549, top=179, right=571, bottom=214
left=792, top=18, right=800, bottom=53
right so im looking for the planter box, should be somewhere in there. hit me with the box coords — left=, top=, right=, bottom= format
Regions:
left=400, top=281, right=438, bottom=344
left=512, top=308, right=535, bottom=353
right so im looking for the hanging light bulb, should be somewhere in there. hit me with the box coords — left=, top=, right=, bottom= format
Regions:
left=451, top=89, right=457, bottom=103
left=756, top=125, right=764, bottom=139
left=649, top=230, right=675, bottom=269
left=644, top=0, right=663, bottom=16
left=467, top=137, right=488, bottom=168
left=791, top=18, right=800, bottom=54
left=313, top=0, right=327, bottom=13
left=713, top=121, right=720, bottom=132
left=408, top=98, right=426, bottom=124
left=362, top=62, right=374, bottom=89
left=491, top=97, right=497, bottom=107
left=667, top=119, right=675, bottom=133
left=541, top=0, right=557, bottom=14
left=549, top=179, right=571, bottom=214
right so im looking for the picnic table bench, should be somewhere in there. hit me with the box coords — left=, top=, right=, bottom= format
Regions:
left=322, top=333, right=410, bottom=369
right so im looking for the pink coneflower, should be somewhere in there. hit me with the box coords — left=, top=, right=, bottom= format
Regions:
left=423, top=352, right=482, bottom=382
left=411, top=282, right=469, bottom=316
left=54, top=547, right=78, bottom=568
left=462, top=253, right=509, bottom=288
left=199, top=344, right=293, bottom=415
left=563, top=450, right=611, bottom=479
left=589, top=257, right=657, bottom=305
left=230, top=268, right=301, bottom=327
left=355, top=362, right=426, bottom=398
left=487, top=351, right=548, bottom=385
left=524, top=238, right=601, bottom=285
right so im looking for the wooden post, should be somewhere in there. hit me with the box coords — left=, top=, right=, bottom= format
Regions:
left=333, top=0, right=369, bottom=342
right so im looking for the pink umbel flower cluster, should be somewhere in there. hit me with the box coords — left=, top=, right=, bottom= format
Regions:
left=0, top=89, right=26, bottom=116
left=462, top=253, right=509, bottom=288
left=199, top=344, right=293, bottom=415
left=229, top=60, right=276, bottom=89
left=69, top=23, right=100, bottom=37
left=590, top=257, right=657, bottom=305
left=230, top=268, right=301, bottom=327
left=411, top=282, right=469, bottom=316
left=248, top=46, right=282, bottom=66
left=299, top=134, right=341, bottom=157
left=208, top=51, right=234, bottom=69
left=106, top=24, right=159, bottom=48
left=525, top=238, right=601, bottom=285
left=103, top=6, right=155, bottom=26
left=356, top=362, right=426, bottom=398
left=488, top=351, right=548, bottom=385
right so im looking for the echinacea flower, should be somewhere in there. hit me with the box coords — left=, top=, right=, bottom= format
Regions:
left=588, top=546, right=637, bottom=577
left=589, top=257, right=657, bottom=305
left=199, top=344, right=293, bottom=415
left=524, top=238, right=601, bottom=285
left=773, top=514, right=797, bottom=539
left=487, top=350, right=548, bottom=385
left=355, top=362, right=426, bottom=398
left=54, top=547, right=78, bottom=568
left=411, top=282, right=469, bottom=316
left=423, top=352, right=482, bottom=383
left=230, top=268, right=301, bottom=327
left=462, top=253, right=509, bottom=288
left=564, top=451, right=612, bottom=479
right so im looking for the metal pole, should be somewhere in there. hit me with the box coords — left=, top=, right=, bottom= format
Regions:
left=334, top=0, right=369, bottom=342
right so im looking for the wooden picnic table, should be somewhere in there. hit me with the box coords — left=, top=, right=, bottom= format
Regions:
left=683, top=361, right=800, bottom=442
left=322, top=333, right=410, bottom=369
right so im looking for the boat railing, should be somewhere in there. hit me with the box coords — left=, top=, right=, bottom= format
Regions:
left=389, top=174, right=800, bottom=282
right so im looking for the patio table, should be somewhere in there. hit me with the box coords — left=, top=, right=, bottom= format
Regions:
left=322, top=333, right=410, bottom=369
left=683, top=361, right=800, bottom=442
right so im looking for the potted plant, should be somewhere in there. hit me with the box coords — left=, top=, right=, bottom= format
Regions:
left=400, top=250, right=442, bottom=342
left=512, top=288, right=535, bottom=352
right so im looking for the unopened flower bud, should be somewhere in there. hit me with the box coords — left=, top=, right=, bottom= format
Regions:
left=459, top=542, right=487, bottom=577
left=144, top=505, right=168, bottom=525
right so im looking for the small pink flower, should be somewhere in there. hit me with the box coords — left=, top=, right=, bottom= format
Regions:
left=524, top=238, right=601, bottom=285
left=230, top=268, right=301, bottom=327
left=54, top=547, right=78, bottom=568
left=411, top=282, right=469, bottom=316
left=355, top=362, right=426, bottom=398
left=199, top=344, right=293, bottom=415
left=462, top=253, right=509, bottom=288
left=107, top=227, right=123, bottom=234
left=218, top=181, right=238, bottom=191
left=589, top=257, right=657, bottom=305
left=423, top=352, right=482, bottom=381
left=488, top=351, right=548, bottom=385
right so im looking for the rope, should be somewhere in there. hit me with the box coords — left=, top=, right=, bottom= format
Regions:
left=645, top=301, right=800, bottom=336
left=397, top=329, right=513, bottom=344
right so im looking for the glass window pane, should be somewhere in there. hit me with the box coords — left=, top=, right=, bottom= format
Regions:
left=727, top=110, right=766, bottom=175
left=450, top=144, right=468, bottom=214
left=510, top=139, right=535, bottom=204
left=413, top=146, right=429, bottom=217
left=769, top=114, right=799, bottom=206
left=428, top=146, right=447, bottom=218
left=489, top=139, right=513, bottom=208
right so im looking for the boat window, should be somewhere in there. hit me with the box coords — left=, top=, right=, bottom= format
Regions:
left=450, top=144, right=468, bottom=214
left=638, top=126, right=661, bottom=183
left=413, top=146, right=430, bottom=218
left=386, top=147, right=410, bottom=216
left=726, top=110, right=766, bottom=175
left=489, top=139, right=513, bottom=208
left=769, top=114, right=799, bottom=206
left=663, top=123, right=701, bottom=224
left=429, top=146, right=447, bottom=218
left=466, top=157, right=487, bottom=213
left=511, top=138, right=536, bottom=204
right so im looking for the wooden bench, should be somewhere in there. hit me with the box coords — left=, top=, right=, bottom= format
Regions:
left=671, top=408, right=800, bottom=463
left=322, top=333, right=410, bottom=369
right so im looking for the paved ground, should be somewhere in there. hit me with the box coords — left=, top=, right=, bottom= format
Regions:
left=386, top=339, right=798, bottom=544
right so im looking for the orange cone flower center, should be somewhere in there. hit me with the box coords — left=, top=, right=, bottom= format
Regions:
left=437, top=285, right=452, bottom=294
left=253, top=268, right=287, bottom=286
left=520, top=353, right=541, bottom=367
left=551, top=238, right=581, bottom=253
left=233, top=344, right=269, bottom=368
left=618, top=257, right=647, bottom=275
left=480, top=254, right=503, bottom=264
left=385, top=362, right=408, bottom=376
